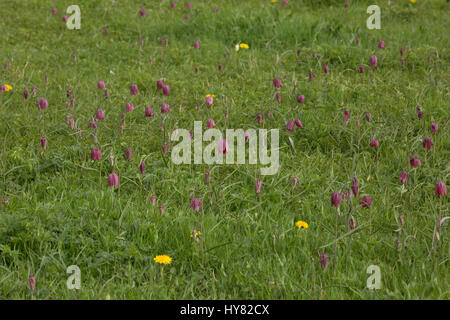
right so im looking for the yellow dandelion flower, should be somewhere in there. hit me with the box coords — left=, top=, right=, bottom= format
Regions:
left=154, top=255, right=172, bottom=265
left=1, top=84, right=12, bottom=92
left=410, top=0, right=416, bottom=3
left=296, top=220, right=309, bottom=229
left=205, top=94, right=216, bottom=98
left=239, top=43, right=249, bottom=49
left=271, top=0, right=277, bottom=3
left=190, top=230, right=202, bottom=239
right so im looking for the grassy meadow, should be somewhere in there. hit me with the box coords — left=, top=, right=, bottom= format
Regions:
left=0, top=0, right=449, bottom=299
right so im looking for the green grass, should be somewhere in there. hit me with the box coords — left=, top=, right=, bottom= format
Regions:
left=0, top=0, right=449, bottom=299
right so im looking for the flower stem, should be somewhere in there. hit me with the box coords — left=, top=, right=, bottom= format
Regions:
left=200, top=207, right=205, bottom=265
left=333, top=206, right=338, bottom=266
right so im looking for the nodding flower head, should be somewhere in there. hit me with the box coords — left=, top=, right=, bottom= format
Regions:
left=273, top=78, right=283, bottom=88
left=370, top=139, right=379, bottom=148
left=145, top=106, right=154, bottom=117
left=218, top=139, right=228, bottom=155
left=410, top=155, right=421, bottom=168
left=130, top=84, right=138, bottom=96
left=308, top=71, right=314, bottom=81
left=435, top=182, right=447, bottom=197
left=257, top=112, right=262, bottom=124
left=193, top=41, right=200, bottom=49
left=319, top=253, right=329, bottom=269
left=344, top=109, right=350, bottom=125
left=276, top=92, right=281, bottom=103
left=422, top=137, right=433, bottom=150
left=295, top=119, right=303, bottom=128
left=139, top=9, right=146, bottom=17
left=162, top=84, right=170, bottom=96
left=205, top=171, right=210, bottom=183
left=90, top=149, right=102, bottom=161
left=40, top=137, right=47, bottom=150
left=349, top=218, right=356, bottom=230
left=245, top=130, right=250, bottom=142
left=126, top=103, right=134, bottom=112
left=297, top=95, right=305, bottom=103
left=189, top=198, right=202, bottom=212
left=107, top=173, right=119, bottom=187
left=331, top=192, right=342, bottom=208
left=139, top=162, right=146, bottom=174
left=150, top=194, right=156, bottom=206
left=431, top=123, right=438, bottom=133
left=28, top=272, right=36, bottom=292
left=162, top=144, right=171, bottom=155
left=292, top=177, right=298, bottom=187
left=24, top=90, right=29, bottom=99
left=52, top=8, right=57, bottom=15
left=323, top=65, right=329, bottom=74
left=88, top=118, right=98, bottom=128
left=399, top=171, right=408, bottom=184
left=286, top=120, right=295, bottom=132
left=366, top=112, right=371, bottom=122
left=161, top=103, right=170, bottom=114
left=97, top=81, right=106, bottom=90
left=369, top=55, right=378, bottom=68
left=96, top=109, right=105, bottom=120
left=359, top=66, right=364, bottom=74
left=171, top=2, right=176, bottom=8
left=67, top=117, right=75, bottom=129
left=360, top=196, right=373, bottom=208
left=378, top=40, right=386, bottom=49
left=125, top=148, right=132, bottom=161
left=205, top=96, right=213, bottom=106
left=352, top=177, right=359, bottom=197
left=38, top=98, right=48, bottom=110
left=417, top=111, right=424, bottom=120
left=157, top=79, right=164, bottom=90
left=207, top=118, right=215, bottom=129
left=255, top=179, right=262, bottom=195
